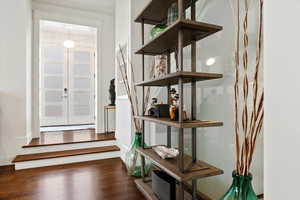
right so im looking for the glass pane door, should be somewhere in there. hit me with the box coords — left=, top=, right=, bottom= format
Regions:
left=68, top=49, right=95, bottom=125
left=40, top=46, right=68, bottom=126
left=39, top=20, right=97, bottom=127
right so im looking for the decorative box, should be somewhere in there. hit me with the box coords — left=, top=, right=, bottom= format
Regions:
left=148, top=104, right=170, bottom=118
left=152, top=170, right=176, bottom=200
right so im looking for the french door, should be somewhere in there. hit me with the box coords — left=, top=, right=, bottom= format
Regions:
left=40, top=46, right=95, bottom=126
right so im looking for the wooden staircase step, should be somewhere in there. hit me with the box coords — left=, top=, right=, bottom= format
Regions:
left=12, top=146, right=120, bottom=163
left=23, top=132, right=116, bottom=148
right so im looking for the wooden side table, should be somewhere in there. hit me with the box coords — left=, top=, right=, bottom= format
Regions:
left=104, top=105, right=116, bottom=135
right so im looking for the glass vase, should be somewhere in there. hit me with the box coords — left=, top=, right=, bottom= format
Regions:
left=220, top=171, right=258, bottom=200
left=125, top=132, right=150, bottom=177
left=151, top=24, right=167, bottom=39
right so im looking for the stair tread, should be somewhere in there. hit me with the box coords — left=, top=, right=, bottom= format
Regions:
left=23, top=132, right=116, bottom=148
left=13, top=146, right=120, bottom=163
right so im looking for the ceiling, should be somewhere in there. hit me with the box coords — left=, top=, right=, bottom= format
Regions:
left=34, top=0, right=115, bottom=14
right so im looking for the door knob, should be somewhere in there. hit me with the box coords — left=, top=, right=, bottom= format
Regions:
left=64, top=88, right=68, bottom=93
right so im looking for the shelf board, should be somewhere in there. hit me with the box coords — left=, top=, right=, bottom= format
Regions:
left=136, top=19, right=222, bottom=55
left=137, top=147, right=223, bottom=182
left=135, top=116, right=223, bottom=128
left=135, top=179, right=212, bottom=200
left=135, top=0, right=197, bottom=25
left=135, top=72, right=223, bottom=87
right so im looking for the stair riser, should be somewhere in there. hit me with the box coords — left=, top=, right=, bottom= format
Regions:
left=22, top=140, right=117, bottom=154
left=15, top=151, right=120, bottom=170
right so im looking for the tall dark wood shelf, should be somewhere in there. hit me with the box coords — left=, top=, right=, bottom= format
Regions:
left=137, top=147, right=223, bottom=182
left=135, top=71, right=223, bottom=86
left=135, top=116, right=223, bottom=128
left=136, top=19, right=222, bottom=55
left=135, top=179, right=212, bottom=200
left=135, top=0, right=224, bottom=199
left=135, top=0, right=198, bottom=25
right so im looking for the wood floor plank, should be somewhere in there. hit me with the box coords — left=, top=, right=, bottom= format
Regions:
left=12, top=146, right=120, bottom=163
left=0, top=158, right=145, bottom=200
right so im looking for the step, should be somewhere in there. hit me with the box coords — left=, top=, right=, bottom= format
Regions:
left=23, top=132, right=116, bottom=148
left=13, top=146, right=120, bottom=170
left=21, top=139, right=117, bottom=154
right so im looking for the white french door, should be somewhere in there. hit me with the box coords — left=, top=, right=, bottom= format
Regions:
left=40, top=46, right=95, bottom=126
left=68, top=49, right=95, bottom=125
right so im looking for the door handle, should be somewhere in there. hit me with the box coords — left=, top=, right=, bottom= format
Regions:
left=63, top=88, right=68, bottom=98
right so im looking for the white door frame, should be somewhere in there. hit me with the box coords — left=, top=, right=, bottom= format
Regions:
left=32, top=6, right=104, bottom=138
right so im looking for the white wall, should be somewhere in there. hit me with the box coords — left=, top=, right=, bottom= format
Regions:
left=32, top=1, right=115, bottom=135
left=115, top=0, right=132, bottom=160
left=0, top=0, right=32, bottom=165
left=0, top=0, right=115, bottom=164
left=115, top=0, right=151, bottom=161
left=264, top=1, right=300, bottom=199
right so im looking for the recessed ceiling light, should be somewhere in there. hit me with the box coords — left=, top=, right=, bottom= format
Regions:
left=206, top=57, right=216, bottom=66
left=63, top=40, right=75, bottom=48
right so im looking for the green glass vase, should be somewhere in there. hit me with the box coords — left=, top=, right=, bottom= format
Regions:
left=125, top=132, right=150, bottom=177
left=220, top=171, right=258, bottom=200
left=151, top=24, right=167, bottom=39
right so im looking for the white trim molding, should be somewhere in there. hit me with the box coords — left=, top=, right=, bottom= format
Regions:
left=31, top=1, right=115, bottom=136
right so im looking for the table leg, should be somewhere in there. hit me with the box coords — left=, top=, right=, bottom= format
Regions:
left=106, top=108, right=109, bottom=135
left=104, top=108, right=106, bottom=135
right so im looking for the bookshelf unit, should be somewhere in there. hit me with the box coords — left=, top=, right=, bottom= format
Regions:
left=134, top=0, right=224, bottom=199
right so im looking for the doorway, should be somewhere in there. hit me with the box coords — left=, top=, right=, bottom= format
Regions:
left=39, top=20, right=97, bottom=130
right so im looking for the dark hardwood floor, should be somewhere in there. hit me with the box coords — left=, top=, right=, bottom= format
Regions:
left=23, top=130, right=115, bottom=148
left=0, top=158, right=145, bottom=200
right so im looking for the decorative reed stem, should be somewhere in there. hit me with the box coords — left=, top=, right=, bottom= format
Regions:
left=117, top=45, right=156, bottom=132
left=232, top=0, right=264, bottom=176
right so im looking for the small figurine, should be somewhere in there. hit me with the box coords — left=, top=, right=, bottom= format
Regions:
left=168, top=88, right=189, bottom=121
left=168, top=88, right=177, bottom=105
left=109, top=78, right=116, bottom=106
left=148, top=98, right=158, bottom=116
left=154, top=55, right=167, bottom=78
left=169, top=105, right=177, bottom=120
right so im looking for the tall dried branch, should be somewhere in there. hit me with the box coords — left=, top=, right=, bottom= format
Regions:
left=232, top=0, right=264, bottom=176
left=117, top=45, right=142, bottom=132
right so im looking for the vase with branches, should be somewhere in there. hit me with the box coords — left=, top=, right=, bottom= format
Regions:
left=116, top=45, right=154, bottom=177
left=221, top=0, right=264, bottom=199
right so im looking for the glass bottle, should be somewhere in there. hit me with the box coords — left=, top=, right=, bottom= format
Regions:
left=167, top=3, right=178, bottom=26
left=125, top=132, right=150, bottom=177
left=151, top=24, right=167, bottom=39
left=220, top=171, right=258, bottom=200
